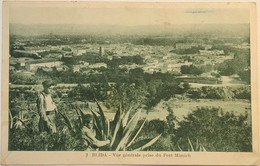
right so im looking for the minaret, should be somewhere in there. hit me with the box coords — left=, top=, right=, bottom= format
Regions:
left=99, top=46, right=103, bottom=56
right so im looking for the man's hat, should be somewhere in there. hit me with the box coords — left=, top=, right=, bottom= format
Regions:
left=82, top=114, right=93, bottom=124
left=42, top=80, right=55, bottom=88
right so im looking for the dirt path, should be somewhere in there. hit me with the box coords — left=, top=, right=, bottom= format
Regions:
left=190, top=76, right=246, bottom=88
left=221, top=76, right=233, bottom=84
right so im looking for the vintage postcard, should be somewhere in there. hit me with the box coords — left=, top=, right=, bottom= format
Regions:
left=1, top=1, right=260, bottom=165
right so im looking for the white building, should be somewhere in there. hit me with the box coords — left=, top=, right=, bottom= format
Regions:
left=73, top=66, right=80, bottom=72
left=89, top=63, right=107, bottom=69
left=77, top=50, right=87, bottom=56
left=26, top=61, right=62, bottom=71
left=199, top=50, right=224, bottom=56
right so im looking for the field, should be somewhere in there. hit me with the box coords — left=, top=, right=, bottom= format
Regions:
left=147, top=98, right=251, bottom=122
left=101, top=98, right=251, bottom=126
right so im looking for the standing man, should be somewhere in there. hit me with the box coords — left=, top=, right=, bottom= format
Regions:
left=37, top=80, right=57, bottom=134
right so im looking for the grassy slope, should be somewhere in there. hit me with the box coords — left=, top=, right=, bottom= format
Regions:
left=146, top=98, right=251, bottom=123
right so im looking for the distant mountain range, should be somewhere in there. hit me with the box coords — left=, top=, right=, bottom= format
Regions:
left=10, top=23, right=249, bottom=37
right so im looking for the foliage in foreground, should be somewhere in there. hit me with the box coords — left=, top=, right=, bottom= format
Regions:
left=9, top=98, right=162, bottom=151
left=173, top=107, right=252, bottom=152
left=8, top=96, right=252, bottom=152
left=72, top=100, right=162, bottom=151
left=9, top=129, right=82, bottom=151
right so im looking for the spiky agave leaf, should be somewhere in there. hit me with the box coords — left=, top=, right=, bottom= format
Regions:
left=15, top=118, right=32, bottom=132
left=113, top=105, right=121, bottom=123
left=195, top=139, right=207, bottom=152
left=14, top=119, right=24, bottom=129
left=115, top=110, right=141, bottom=151
left=123, top=110, right=141, bottom=136
left=63, top=112, right=73, bottom=130
left=132, top=134, right=162, bottom=151
left=91, top=110, right=103, bottom=139
left=127, top=119, right=146, bottom=148
left=187, top=137, right=194, bottom=152
left=199, top=145, right=202, bottom=151
left=110, top=112, right=123, bottom=147
left=72, top=105, right=83, bottom=127
left=75, top=104, right=87, bottom=127
left=201, top=145, right=207, bottom=152
left=95, top=99, right=108, bottom=136
left=122, top=107, right=131, bottom=127
left=9, top=110, right=13, bottom=129
left=111, top=123, right=124, bottom=150
left=59, top=111, right=73, bottom=131
left=73, top=104, right=87, bottom=129
left=195, top=138, right=199, bottom=151
left=106, top=118, right=110, bottom=140
left=77, top=105, right=85, bottom=119
left=111, top=106, right=121, bottom=135
left=177, top=144, right=183, bottom=151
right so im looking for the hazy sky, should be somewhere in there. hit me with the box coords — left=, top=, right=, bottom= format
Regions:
left=10, top=7, right=249, bottom=25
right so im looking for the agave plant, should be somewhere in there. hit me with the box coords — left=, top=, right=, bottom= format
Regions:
left=10, top=110, right=31, bottom=130
left=71, top=99, right=162, bottom=151
left=177, top=137, right=207, bottom=152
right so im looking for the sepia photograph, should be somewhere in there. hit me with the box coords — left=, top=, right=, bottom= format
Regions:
left=1, top=1, right=259, bottom=165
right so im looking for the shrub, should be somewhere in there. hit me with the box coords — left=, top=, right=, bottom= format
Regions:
left=201, top=86, right=226, bottom=99
left=238, top=69, right=250, bottom=84
left=188, top=86, right=251, bottom=100
left=146, top=119, right=169, bottom=136
left=135, top=119, right=173, bottom=151
left=8, top=127, right=84, bottom=151
left=188, top=88, right=203, bottom=98
left=232, top=86, right=251, bottom=100
left=180, top=65, right=203, bottom=75
left=173, top=107, right=252, bottom=152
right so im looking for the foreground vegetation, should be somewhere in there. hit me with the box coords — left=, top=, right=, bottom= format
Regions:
left=9, top=93, right=252, bottom=151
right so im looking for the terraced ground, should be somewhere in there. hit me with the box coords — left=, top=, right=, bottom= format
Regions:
left=145, top=98, right=251, bottom=122
left=102, top=97, right=251, bottom=126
